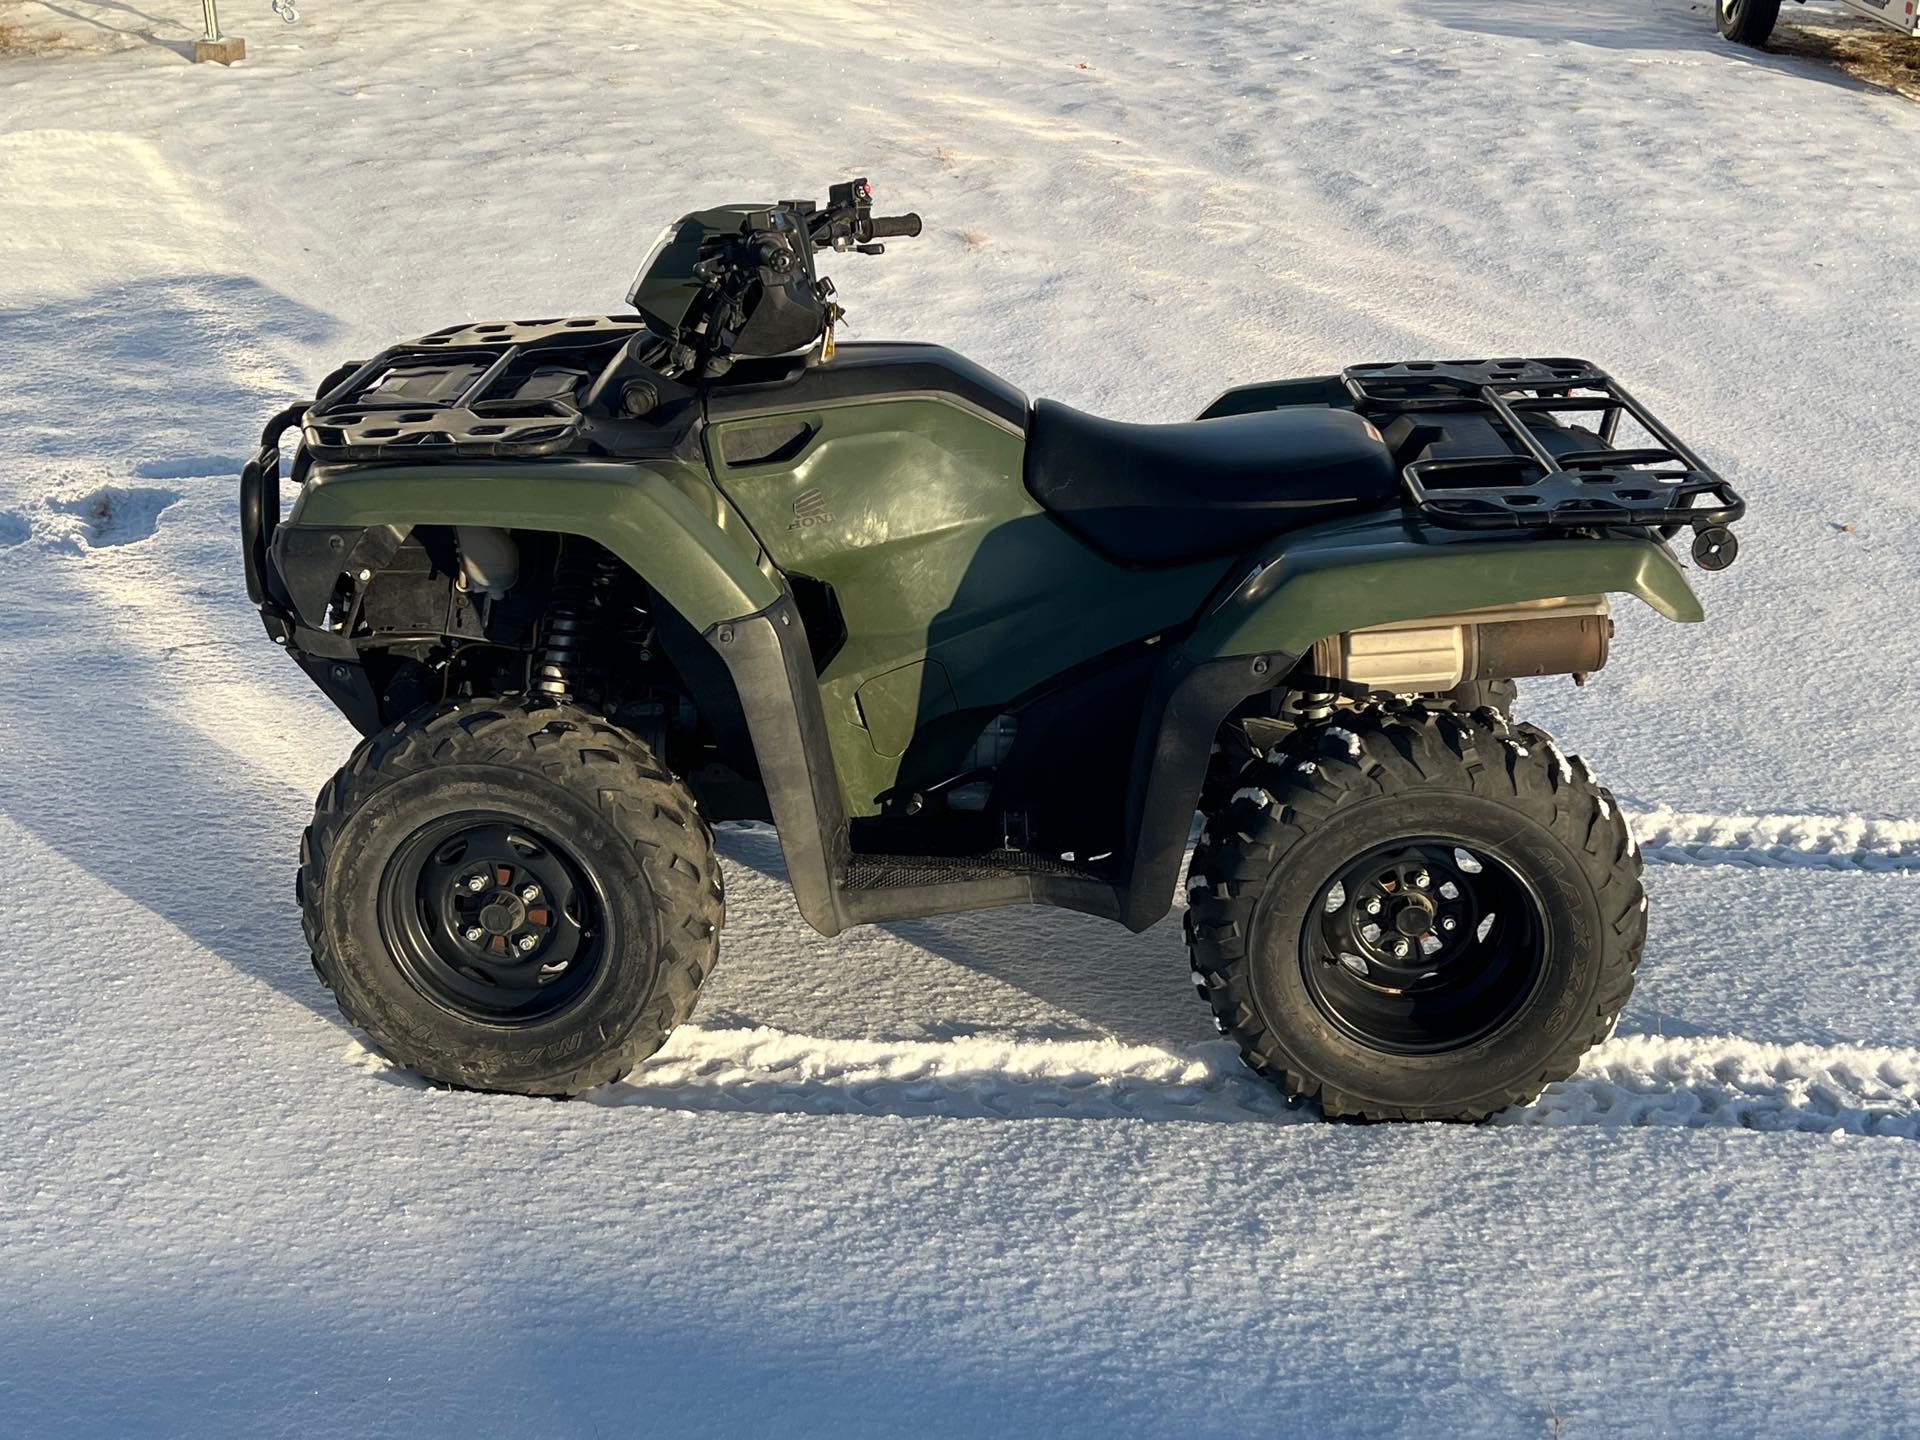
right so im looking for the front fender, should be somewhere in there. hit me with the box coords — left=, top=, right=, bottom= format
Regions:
left=1188, top=515, right=1703, bottom=661
left=286, top=458, right=780, bottom=631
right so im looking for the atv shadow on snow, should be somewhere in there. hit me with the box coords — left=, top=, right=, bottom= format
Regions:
left=0, top=274, right=342, bottom=1016
left=0, top=549, right=347, bottom=1020
left=707, top=824, right=1208, bottom=1051
left=0, top=1282, right=1225, bottom=1437
left=0, top=273, right=336, bottom=463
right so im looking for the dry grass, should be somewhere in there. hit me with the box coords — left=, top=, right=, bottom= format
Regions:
left=1775, top=14, right=1920, bottom=102
left=0, top=11, right=82, bottom=57
left=0, top=0, right=171, bottom=58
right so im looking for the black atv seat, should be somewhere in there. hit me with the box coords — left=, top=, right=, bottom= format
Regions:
left=1023, top=400, right=1399, bottom=567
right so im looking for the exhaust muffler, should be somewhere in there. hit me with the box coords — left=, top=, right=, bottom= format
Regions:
left=1309, top=595, right=1612, bottom=692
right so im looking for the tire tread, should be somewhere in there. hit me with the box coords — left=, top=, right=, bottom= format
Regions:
left=1185, top=705, right=1644, bottom=1122
left=300, top=696, right=724, bottom=1097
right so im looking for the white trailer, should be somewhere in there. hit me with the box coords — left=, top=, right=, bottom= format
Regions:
left=1718, top=0, right=1918, bottom=46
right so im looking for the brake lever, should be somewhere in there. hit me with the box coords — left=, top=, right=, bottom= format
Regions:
left=854, top=243, right=885, bottom=256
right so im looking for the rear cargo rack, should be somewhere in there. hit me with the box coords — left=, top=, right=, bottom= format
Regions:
left=1344, top=358, right=1745, bottom=566
left=301, top=315, right=652, bottom=462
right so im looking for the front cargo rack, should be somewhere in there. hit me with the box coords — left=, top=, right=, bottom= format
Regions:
left=1344, top=358, right=1745, bottom=568
left=301, top=315, right=653, bottom=462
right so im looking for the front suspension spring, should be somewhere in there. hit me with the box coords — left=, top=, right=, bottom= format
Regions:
left=533, top=552, right=619, bottom=700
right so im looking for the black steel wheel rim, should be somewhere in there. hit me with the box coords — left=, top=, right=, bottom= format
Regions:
left=378, top=812, right=610, bottom=1024
left=1299, top=838, right=1548, bottom=1055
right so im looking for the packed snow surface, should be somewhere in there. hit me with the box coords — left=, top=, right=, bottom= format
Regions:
left=3, top=1, right=1919, bottom=1435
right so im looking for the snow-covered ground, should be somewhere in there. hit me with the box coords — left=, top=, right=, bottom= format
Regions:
left=3, top=1, right=1918, bottom=1434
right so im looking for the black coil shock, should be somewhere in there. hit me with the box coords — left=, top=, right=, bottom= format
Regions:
left=533, top=549, right=620, bottom=701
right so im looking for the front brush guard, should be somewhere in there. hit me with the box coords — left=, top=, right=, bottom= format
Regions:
left=240, top=403, right=307, bottom=615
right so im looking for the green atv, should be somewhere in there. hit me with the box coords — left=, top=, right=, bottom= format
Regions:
left=242, top=178, right=1744, bottom=1119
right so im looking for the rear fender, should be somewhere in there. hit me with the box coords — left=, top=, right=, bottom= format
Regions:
left=1188, top=517, right=1703, bottom=661
left=1112, top=519, right=1703, bottom=932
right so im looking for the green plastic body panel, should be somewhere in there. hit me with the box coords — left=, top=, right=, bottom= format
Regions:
left=1190, top=513, right=1704, bottom=661
left=287, top=458, right=779, bottom=633
left=705, top=397, right=1231, bottom=815
left=285, top=402, right=1704, bottom=860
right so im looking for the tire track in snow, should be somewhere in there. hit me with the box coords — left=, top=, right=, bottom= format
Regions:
left=601, top=1030, right=1297, bottom=1123
left=1626, top=805, right=1920, bottom=873
left=345, top=1026, right=1920, bottom=1136
left=1509, top=1035, right=1920, bottom=1136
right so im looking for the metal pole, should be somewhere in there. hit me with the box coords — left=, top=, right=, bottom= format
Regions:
left=202, top=0, right=221, bottom=41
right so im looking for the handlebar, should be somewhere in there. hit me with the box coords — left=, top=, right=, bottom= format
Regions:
left=800, top=179, right=924, bottom=254
left=864, top=212, right=922, bottom=241
left=652, top=181, right=919, bottom=375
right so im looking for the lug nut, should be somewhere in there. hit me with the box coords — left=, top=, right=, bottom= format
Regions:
left=1414, top=871, right=1431, bottom=889
left=1364, top=897, right=1383, bottom=916
left=464, top=874, right=487, bottom=893
left=463, top=926, right=483, bottom=943
left=1391, top=938, right=1410, bottom=958
left=1442, top=916, right=1458, bottom=932
left=520, top=884, right=541, bottom=903
left=516, top=935, right=539, bottom=953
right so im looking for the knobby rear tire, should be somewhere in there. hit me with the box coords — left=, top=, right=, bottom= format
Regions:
left=1185, top=706, right=1644, bottom=1121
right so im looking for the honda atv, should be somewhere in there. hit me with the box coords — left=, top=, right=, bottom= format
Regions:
left=242, top=178, right=1744, bottom=1120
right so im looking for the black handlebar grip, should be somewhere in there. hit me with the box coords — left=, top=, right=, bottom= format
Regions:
left=867, top=212, right=922, bottom=240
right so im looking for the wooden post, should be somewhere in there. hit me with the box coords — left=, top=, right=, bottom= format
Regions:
left=194, top=0, right=245, bottom=64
